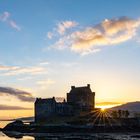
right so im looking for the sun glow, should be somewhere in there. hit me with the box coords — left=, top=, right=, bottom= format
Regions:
left=101, top=107, right=105, bottom=112
left=96, top=103, right=122, bottom=110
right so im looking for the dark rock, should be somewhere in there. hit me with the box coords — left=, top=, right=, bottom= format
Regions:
left=2, top=131, right=23, bottom=139
left=3, top=120, right=30, bottom=132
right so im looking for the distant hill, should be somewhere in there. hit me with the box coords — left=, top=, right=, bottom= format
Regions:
left=0, top=116, right=34, bottom=122
left=16, top=116, right=34, bottom=122
left=111, top=101, right=140, bottom=112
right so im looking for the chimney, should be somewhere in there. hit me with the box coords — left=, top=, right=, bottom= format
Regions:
left=71, top=86, right=75, bottom=89
left=87, top=84, right=90, bottom=88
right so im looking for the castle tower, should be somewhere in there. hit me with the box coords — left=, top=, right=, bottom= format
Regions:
left=35, top=97, right=56, bottom=123
left=67, top=84, right=95, bottom=111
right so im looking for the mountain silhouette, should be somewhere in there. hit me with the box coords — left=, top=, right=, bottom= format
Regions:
left=111, top=101, right=140, bottom=112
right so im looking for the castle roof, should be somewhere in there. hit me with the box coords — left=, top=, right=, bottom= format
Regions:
left=35, top=97, right=56, bottom=104
left=69, top=84, right=94, bottom=94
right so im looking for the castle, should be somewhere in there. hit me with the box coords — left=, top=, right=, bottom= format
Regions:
left=35, top=84, right=95, bottom=123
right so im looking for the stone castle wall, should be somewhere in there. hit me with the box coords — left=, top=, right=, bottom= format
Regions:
left=35, top=84, right=95, bottom=123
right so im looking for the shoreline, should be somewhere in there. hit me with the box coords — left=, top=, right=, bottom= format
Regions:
left=2, top=131, right=140, bottom=140
left=2, top=124, right=140, bottom=133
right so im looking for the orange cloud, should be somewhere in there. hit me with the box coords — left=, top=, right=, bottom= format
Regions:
left=96, top=102, right=122, bottom=106
left=95, top=102, right=122, bottom=109
left=71, top=17, right=140, bottom=54
left=51, top=17, right=140, bottom=55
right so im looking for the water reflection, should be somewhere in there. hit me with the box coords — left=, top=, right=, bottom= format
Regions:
left=3, top=131, right=23, bottom=139
left=0, top=131, right=34, bottom=140
left=2, top=132, right=99, bottom=140
left=2, top=131, right=140, bottom=140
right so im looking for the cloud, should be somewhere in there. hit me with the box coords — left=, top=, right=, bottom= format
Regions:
left=60, top=62, right=78, bottom=67
left=0, top=104, right=32, bottom=110
left=0, top=87, right=35, bottom=102
left=36, top=79, right=55, bottom=89
left=95, top=102, right=122, bottom=109
left=47, top=32, right=53, bottom=39
left=0, top=11, right=21, bottom=31
left=0, top=11, right=10, bottom=21
left=57, top=21, right=78, bottom=35
left=18, top=77, right=32, bottom=81
left=0, top=65, right=47, bottom=76
left=50, top=17, right=140, bottom=55
left=96, top=102, right=122, bottom=106
left=55, top=97, right=65, bottom=102
left=39, top=61, right=50, bottom=65
left=0, top=65, right=19, bottom=71
left=9, top=20, right=21, bottom=31
left=47, top=20, right=78, bottom=39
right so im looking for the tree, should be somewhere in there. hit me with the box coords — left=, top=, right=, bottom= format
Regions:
left=111, top=110, right=118, bottom=118
left=124, top=110, right=129, bottom=118
left=134, top=112, right=140, bottom=118
left=118, top=110, right=122, bottom=118
left=122, top=110, right=126, bottom=118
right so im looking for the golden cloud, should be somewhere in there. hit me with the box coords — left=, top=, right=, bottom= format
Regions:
left=51, top=17, right=140, bottom=55
left=96, top=102, right=122, bottom=106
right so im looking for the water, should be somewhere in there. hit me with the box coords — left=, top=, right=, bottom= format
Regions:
left=0, top=121, right=13, bottom=128
left=0, top=132, right=33, bottom=140
left=1, top=121, right=140, bottom=139
left=1, top=131, right=140, bottom=140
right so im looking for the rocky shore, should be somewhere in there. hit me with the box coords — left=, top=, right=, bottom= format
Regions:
left=2, top=120, right=140, bottom=134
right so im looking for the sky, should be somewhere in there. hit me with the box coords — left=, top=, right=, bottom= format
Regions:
left=0, top=0, right=140, bottom=119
